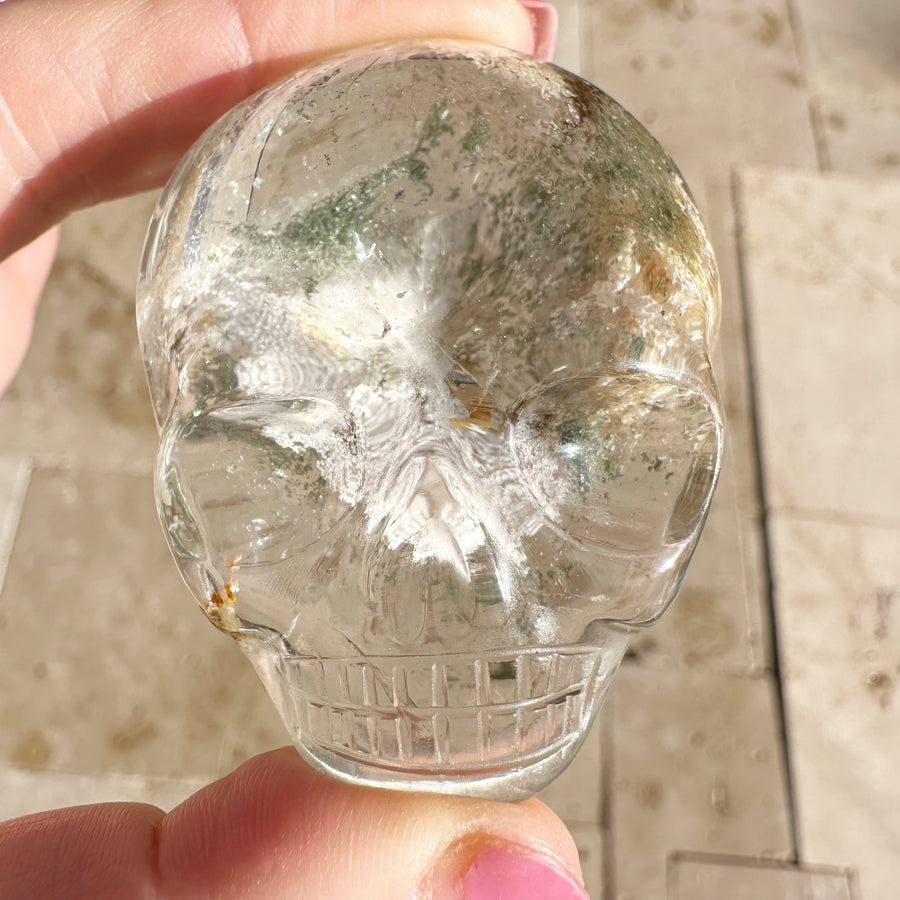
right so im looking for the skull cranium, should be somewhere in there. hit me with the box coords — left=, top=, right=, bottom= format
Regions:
left=137, top=41, right=722, bottom=799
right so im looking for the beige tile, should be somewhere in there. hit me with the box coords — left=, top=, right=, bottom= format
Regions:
left=771, top=514, right=900, bottom=900
left=740, top=169, right=899, bottom=900
left=0, top=198, right=159, bottom=473
left=628, top=445, right=768, bottom=674
left=0, top=766, right=204, bottom=821
left=553, top=0, right=584, bottom=76
left=57, top=191, right=161, bottom=301
left=581, top=0, right=818, bottom=192
left=624, top=179, right=771, bottom=675
left=739, top=167, right=900, bottom=523
left=0, top=457, right=30, bottom=595
left=568, top=822, right=604, bottom=900
left=0, top=467, right=284, bottom=783
left=668, top=853, right=856, bottom=900
left=538, top=711, right=602, bottom=823
left=610, top=666, right=793, bottom=900
left=794, top=0, right=900, bottom=175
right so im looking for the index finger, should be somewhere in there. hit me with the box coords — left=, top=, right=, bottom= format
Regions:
left=0, top=748, right=587, bottom=899
left=0, top=0, right=540, bottom=261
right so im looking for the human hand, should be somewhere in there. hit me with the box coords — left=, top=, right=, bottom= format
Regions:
left=0, top=2, right=585, bottom=898
left=1, top=747, right=588, bottom=898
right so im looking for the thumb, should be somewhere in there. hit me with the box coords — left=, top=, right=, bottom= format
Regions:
left=0, top=747, right=588, bottom=899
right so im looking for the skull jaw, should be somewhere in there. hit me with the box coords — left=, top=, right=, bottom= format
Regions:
left=241, top=631, right=630, bottom=799
left=294, top=729, right=585, bottom=801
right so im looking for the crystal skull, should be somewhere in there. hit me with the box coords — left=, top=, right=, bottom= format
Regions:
left=137, top=40, right=723, bottom=799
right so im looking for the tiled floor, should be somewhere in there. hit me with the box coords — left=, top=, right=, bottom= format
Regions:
left=0, top=2, right=897, bottom=898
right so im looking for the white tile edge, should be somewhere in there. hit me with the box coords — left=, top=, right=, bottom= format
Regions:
left=0, top=458, right=32, bottom=596
left=735, top=162, right=900, bottom=191
left=0, top=764, right=208, bottom=820
left=550, top=0, right=582, bottom=76
left=666, top=850, right=859, bottom=899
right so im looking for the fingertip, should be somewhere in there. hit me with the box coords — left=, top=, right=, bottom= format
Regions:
left=0, top=749, right=585, bottom=900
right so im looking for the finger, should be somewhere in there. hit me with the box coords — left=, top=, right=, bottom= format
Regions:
left=0, top=0, right=544, bottom=262
left=0, top=226, right=58, bottom=394
left=0, top=747, right=588, bottom=900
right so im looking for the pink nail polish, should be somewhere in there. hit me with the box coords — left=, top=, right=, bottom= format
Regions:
left=520, top=1, right=559, bottom=62
left=461, top=848, right=589, bottom=900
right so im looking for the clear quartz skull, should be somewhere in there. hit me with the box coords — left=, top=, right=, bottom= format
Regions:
left=137, top=41, right=723, bottom=799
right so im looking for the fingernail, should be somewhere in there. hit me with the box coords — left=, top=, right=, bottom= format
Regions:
left=461, top=847, right=589, bottom=899
left=520, top=1, right=559, bottom=62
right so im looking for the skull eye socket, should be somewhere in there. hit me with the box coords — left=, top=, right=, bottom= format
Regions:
left=159, top=397, right=363, bottom=567
left=510, top=373, right=720, bottom=552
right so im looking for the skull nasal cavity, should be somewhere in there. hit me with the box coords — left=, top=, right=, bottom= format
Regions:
left=371, top=461, right=479, bottom=646
left=377, top=456, right=480, bottom=550
left=401, top=459, right=472, bottom=545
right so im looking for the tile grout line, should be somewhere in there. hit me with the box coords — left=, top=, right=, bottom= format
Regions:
left=784, top=0, right=832, bottom=172
left=768, top=505, right=900, bottom=532
left=729, top=171, right=802, bottom=865
left=580, top=9, right=613, bottom=892
left=599, top=698, right=615, bottom=900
